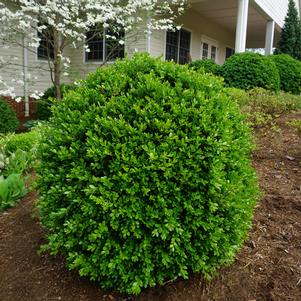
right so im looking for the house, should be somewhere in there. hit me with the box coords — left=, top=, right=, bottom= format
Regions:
left=0, top=0, right=300, bottom=116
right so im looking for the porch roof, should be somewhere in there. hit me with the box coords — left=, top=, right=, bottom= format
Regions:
left=189, top=0, right=282, bottom=48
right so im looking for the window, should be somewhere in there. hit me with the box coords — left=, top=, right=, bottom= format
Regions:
left=85, top=25, right=125, bottom=62
left=202, top=43, right=209, bottom=60
left=37, top=25, right=54, bottom=60
left=201, top=40, right=218, bottom=62
left=165, top=29, right=191, bottom=64
left=226, top=47, right=235, bottom=59
left=211, top=46, right=217, bottom=61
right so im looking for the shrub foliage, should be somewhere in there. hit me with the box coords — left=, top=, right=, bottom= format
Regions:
left=270, top=54, right=301, bottom=94
left=222, top=52, right=280, bottom=91
left=0, top=98, right=19, bottom=134
left=37, top=54, right=259, bottom=294
left=189, top=59, right=221, bottom=76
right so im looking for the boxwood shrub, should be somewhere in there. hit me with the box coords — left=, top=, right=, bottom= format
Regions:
left=37, top=54, right=259, bottom=295
left=269, top=54, right=301, bottom=94
left=222, top=52, right=280, bottom=91
left=189, top=59, right=221, bottom=76
left=0, top=98, right=19, bottom=134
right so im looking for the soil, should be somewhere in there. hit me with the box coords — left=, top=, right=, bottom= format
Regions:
left=1, top=112, right=301, bottom=301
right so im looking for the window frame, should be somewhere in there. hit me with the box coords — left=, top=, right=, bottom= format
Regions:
left=84, top=25, right=125, bottom=63
left=200, top=36, right=219, bottom=63
left=164, top=27, right=192, bottom=64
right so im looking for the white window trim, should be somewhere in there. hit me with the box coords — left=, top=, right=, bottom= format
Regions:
left=164, top=27, right=192, bottom=63
left=200, top=35, right=219, bottom=62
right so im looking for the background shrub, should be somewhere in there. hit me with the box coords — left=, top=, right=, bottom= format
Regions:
left=37, top=54, right=259, bottom=295
left=37, top=84, right=75, bottom=120
left=269, top=54, right=301, bottom=94
left=189, top=59, right=221, bottom=76
left=0, top=98, right=19, bottom=134
left=222, top=52, right=280, bottom=91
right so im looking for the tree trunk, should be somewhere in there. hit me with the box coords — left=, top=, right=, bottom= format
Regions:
left=53, top=29, right=62, bottom=100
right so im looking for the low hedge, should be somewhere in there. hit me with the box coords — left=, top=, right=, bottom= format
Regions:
left=37, top=54, right=259, bottom=295
left=222, top=52, right=280, bottom=91
left=269, top=54, right=301, bottom=95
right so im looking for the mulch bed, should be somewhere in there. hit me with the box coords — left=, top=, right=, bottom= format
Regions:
left=1, top=112, right=301, bottom=301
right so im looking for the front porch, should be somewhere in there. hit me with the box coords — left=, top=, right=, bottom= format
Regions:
left=189, top=0, right=282, bottom=54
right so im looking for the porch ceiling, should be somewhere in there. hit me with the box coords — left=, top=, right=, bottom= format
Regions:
left=190, top=0, right=281, bottom=48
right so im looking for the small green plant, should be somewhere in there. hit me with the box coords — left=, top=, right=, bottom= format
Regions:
left=0, top=98, right=19, bottom=134
left=0, top=173, right=27, bottom=211
left=2, top=150, right=31, bottom=176
left=288, top=119, right=301, bottom=136
left=269, top=54, right=301, bottom=95
left=24, top=120, right=42, bottom=130
left=189, top=59, right=221, bottom=76
left=37, top=54, right=259, bottom=295
left=4, top=130, right=40, bottom=154
left=222, top=52, right=280, bottom=91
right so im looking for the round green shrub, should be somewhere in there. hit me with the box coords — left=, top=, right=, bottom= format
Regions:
left=189, top=59, right=221, bottom=75
left=0, top=98, right=19, bottom=134
left=222, top=52, right=280, bottom=91
left=37, top=84, right=75, bottom=120
left=269, top=54, right=301, bottom=94
left=37, top=54, right=259, bottom=295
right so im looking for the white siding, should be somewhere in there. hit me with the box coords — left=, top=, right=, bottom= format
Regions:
left=255, top=0, right=300, bottom=28
left=0, top=40, right=53, bottom=97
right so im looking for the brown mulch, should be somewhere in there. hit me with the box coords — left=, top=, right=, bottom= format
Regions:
left=1, top=112, right=301, bottom=301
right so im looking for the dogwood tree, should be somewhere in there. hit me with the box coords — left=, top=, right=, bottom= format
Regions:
left=0, top=0, right=187, bottom=100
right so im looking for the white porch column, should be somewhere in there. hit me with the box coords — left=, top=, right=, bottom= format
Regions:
left=264, top=20, right=275, bottom=55
left=235, top=0, right=249, bottom=53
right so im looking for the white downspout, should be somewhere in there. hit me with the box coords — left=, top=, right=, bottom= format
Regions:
left=23, top=36, right=29, bottom=117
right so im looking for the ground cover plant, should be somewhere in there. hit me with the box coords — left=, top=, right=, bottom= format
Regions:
left=225, top=87, right=301, bottom=128
left=0, top=130, right=40, bottom=211
left=288, top=119, right=301, bottom=137
left=222, top=52, right=280, bottom=91
left=37, top=54, right=259, bottom=295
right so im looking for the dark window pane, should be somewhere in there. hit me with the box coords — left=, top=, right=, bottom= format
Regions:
left=202, top=43, right=209, bottom=60
left=226, top=47, right=235, bottom=59
left=179, top=29, right=191, bottom=64
left=166, top=30, right=179, bottom=62
left=37, top=25, right=54, bottom=60
left=86, top=27, right=104, bottom=61
left=211, top=46, right=217, bottom=61
left=105, top=26, right=125, bottom=60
